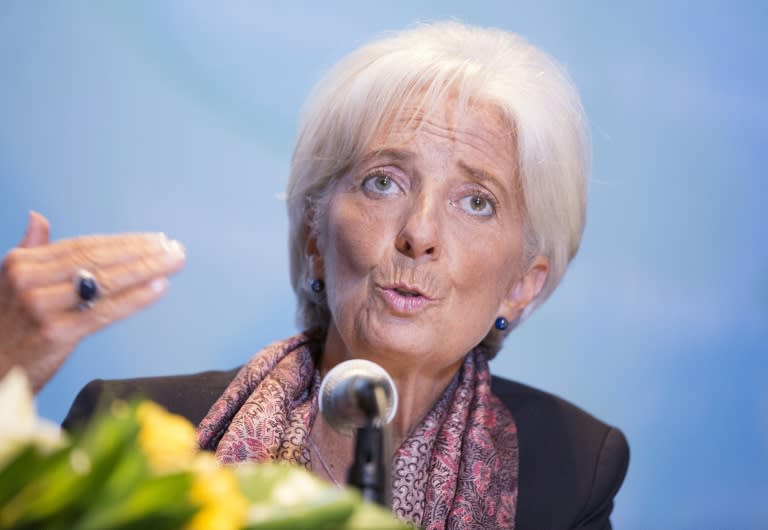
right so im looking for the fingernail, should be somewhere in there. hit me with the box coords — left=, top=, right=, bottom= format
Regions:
left=167, top=239, right=186, bottom=259
left=152, top=232, right=170, bottom=249
left=150, top=278, right=169, bottom=292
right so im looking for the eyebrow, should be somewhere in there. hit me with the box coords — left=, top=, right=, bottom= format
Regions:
left=358, top=148, right=415, bottom=167
left=357, top=148, right=510, bottom=194
left=457, top=160, right=505, bottom=188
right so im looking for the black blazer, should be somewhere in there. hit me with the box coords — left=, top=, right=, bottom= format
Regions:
left=63, top=369, right=629, bottom=530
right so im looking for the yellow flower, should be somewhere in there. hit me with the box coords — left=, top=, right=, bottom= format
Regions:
left=134, top=402, right=247, bottom=529
left=136, top=401, right=198, bottom=473
left=186, top=466, right=248, bottom=530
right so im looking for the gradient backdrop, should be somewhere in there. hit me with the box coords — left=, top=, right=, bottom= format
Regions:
left=1, top=2, right=766, bottom=528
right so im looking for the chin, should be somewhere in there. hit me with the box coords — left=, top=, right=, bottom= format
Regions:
left=354, top=323, right=440, bottom=364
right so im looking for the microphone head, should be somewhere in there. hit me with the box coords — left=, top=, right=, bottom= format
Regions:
left=319, top=359, right=398, bottom=436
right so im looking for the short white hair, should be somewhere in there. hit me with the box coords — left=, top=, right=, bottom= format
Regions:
left=286, top=21, right=588, bottom=351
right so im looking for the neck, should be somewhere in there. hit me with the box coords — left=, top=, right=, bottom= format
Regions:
left=387, top=366, right=461, bottom=443
left=318, top=332, right=464, bottom=445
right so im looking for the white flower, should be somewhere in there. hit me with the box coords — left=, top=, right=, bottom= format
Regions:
left=0, top=367, right=66, bottom=467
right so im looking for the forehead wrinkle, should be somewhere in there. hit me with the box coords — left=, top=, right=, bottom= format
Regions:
left=389, top=107, right=511, bottom=160
left=360, top=101, right=517, bottom=189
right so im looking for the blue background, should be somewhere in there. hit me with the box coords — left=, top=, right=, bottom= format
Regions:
left=1, top=2, right=766, bottom=528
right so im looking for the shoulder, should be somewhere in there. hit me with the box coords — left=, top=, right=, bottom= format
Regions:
left=492, top=376, right=630, bottom=530
left=62, top=367, right=240, bottom=431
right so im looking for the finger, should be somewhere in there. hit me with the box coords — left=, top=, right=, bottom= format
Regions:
left=20, top=248, right=185, bottom=315
left=94, top=243, right=185, bottom=296
left=6, top=236, right=184, bottom=289
left=19, top=211, right=51, bottom=248
left=41, top=278, right=170, bottom=343
left=11, top=232, right=175, bottom=265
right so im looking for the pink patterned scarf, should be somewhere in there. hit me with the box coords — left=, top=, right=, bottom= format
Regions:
left=197, top=334, right=519, bottom=529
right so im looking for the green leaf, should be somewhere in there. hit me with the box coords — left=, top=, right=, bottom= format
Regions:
left=243, top=488, right=358, bottom=529
left=340, top=501, right=413, bottom=529
left=237, top=464, right=354, bottom=528
left=0, top=443, right=66, bottom=507
left=0, top=401, right=139, bottom=527
left=73, top=472, right=197, bottom=530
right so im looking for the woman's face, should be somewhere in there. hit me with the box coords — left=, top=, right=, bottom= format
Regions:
left=315, top=99, right=546, bottom=377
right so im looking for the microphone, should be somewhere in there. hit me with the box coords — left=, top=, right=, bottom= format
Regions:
left=319, top=359, right=398, bottom=437
left=319, top=359, right=398, bottom=505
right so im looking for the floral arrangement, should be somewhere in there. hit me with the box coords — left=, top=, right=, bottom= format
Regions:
left=0, top=368, right=410, bottom=529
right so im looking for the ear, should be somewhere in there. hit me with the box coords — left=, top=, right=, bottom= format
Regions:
left=305, top=223, right=325, bottom=280
left=499, top=255, right=549, bottom=321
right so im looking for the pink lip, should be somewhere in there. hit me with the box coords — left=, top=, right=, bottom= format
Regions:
left=376, top=284, right=432, bottom=314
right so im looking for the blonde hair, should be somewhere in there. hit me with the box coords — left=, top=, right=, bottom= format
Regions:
left=286, top=21, right=589, bottom=351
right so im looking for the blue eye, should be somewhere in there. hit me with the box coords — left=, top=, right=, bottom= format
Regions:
left=458, top=194, right=495, bottom=217
left=362, top=172, right=402, bottom=196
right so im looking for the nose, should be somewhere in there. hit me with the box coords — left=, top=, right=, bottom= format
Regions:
left=395, top=194, right=441, bottom=261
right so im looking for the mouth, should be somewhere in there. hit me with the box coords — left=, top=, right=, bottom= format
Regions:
left=383, top=282, right=432, bottom=299
left=376, top=283, right=433, bottom=314
left=393, top=286, right=426, bottom=298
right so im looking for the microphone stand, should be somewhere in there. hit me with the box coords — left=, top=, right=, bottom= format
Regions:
left=346, top=380, right=390, bottom=506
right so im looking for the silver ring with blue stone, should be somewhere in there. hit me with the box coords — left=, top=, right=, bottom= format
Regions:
left=74, top=268, right=100, bottom=309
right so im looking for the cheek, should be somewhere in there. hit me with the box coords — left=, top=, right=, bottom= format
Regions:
left=449, top=228, right=524, bottom=306
left=326, top=200, right=375, bottom=273
left=322, top=197, right=392, bottom=307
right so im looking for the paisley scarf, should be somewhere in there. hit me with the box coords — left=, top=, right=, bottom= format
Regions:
left=197, top=334, right=519, bottom=529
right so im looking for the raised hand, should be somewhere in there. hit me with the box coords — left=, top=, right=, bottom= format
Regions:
left=0, top=212, right=186, bottom=392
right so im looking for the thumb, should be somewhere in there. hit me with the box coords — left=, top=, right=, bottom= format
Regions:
left=19, top=211, right=51, bottom=248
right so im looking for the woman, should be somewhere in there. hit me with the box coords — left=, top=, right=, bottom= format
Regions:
left=1, top=22, right=628, bottom=529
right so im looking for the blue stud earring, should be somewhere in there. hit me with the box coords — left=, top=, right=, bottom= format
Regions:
left=494, top=316, right=508, bottom=331
left=310, top=279, right=325, bottom=293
